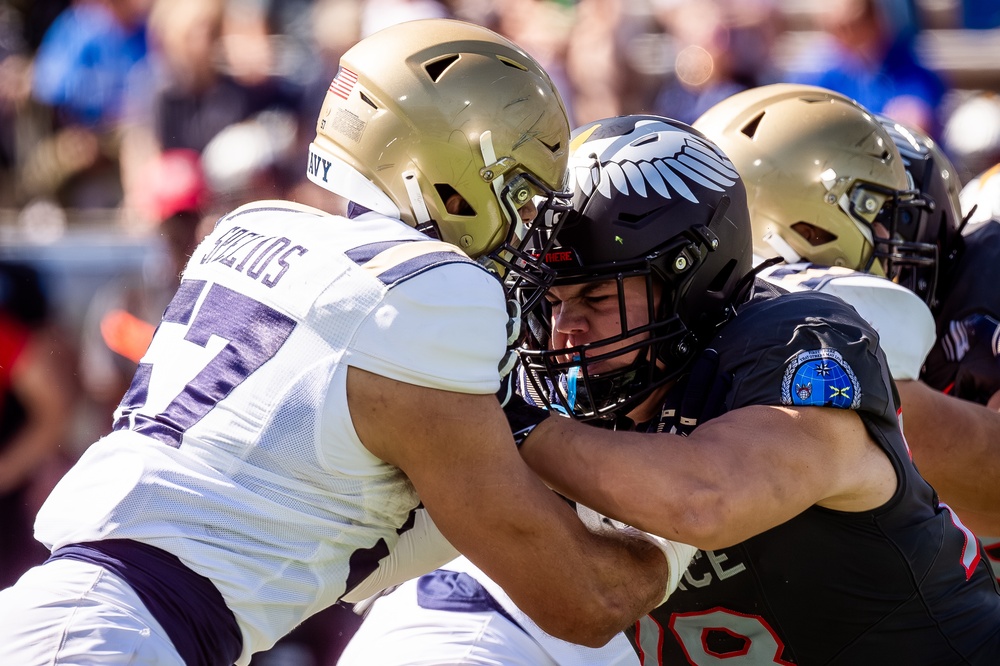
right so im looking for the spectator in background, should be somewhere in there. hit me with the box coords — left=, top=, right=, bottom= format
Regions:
left=942, top=91, right=1000, bottom=185
left=78, top=149, right=210, bottom=418
left=200, top=109, right=300, bottom=212
left=31, top=0, right=150, bottom=128
left=650, top=0, right=779, bottom=124
left=360, top=0, right=451, bottom=38
left=119, top=0, right=300, bottom=227
left=0, top=262, right=73, bottom=589
left=0, top=4, right=33, bottom=208
left=282, top=0, right=360, bottom=215
left=794, top=0, right=948, bottom=140
left=22, top=0, right=152, bottom=210
left=561, top=0, right=630, bottom=124
left=489, top=0, right=577, bottom=123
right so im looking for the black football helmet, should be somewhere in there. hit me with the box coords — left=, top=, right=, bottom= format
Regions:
left=517, top=115, right=753, bottom=421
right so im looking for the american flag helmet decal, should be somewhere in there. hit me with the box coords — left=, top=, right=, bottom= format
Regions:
left=329, top=67, right=359, bottom=100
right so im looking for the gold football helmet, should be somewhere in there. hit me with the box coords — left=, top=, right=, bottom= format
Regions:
left=307, top=18, right=572, bottom=296
left=693, top=84, right=930, bottom=286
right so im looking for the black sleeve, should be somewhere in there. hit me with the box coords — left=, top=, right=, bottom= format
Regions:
left=711, top=290, right=896, bottom=423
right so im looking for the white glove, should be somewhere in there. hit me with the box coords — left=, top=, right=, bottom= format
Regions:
left=623, top=527, right=697, bottom=606
left=577, top=505, right=696, bottom=607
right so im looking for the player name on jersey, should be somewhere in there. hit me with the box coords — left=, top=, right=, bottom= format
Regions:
left=199, top=226, right=309, bottom=288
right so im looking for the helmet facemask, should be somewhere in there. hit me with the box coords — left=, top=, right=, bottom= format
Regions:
left=518, top=231, right=724, bottom=422
left=876, top=115, right=966, bottom=308
left=515, top=114, right=752, bottom=423
left=865, top=180, right=938, bottom=303
left=519, top=267, right=678, bottom=422
left=481, top=166, right=573, bottom=312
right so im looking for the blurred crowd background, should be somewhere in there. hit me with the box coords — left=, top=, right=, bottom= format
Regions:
left=1, top=0, right=1000, bottom=663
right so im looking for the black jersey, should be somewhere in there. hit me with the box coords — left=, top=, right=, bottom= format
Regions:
left=923, top=220, right=1000, bottom=405
left=632, top=282, right=1000, bottom=665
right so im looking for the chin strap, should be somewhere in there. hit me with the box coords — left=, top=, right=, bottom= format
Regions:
left=763, top=230, right=802, bottom=264
left=402, top=169, right=432, bottom=227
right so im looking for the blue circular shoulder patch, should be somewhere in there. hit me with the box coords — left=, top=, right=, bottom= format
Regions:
left=781, top=349, right=861, bottom=409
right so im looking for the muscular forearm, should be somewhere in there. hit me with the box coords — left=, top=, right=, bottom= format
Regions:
left=521, top=405, right=879, bottom=550
left=897, top=380, right=1000, bottom=526
left=351, top=368, right=671, bottom=646
left=429, top=476, right=671, bottom=647
left=520, top=416, right=716, bottom=546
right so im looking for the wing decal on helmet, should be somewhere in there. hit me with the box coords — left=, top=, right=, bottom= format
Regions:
left=622, top=161, right=646, bottom=197
left=639, top=161, right=670, bottom=198
left=573, top=121, right=738, bottom=205
left=601, top=160, right=626, bottom=198
left=654, top=157, right=695, bottom=201
left=687, top=142, right=741, bottom=181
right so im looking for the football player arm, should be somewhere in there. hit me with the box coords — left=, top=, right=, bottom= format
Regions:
left=896, top=379, right=1000, bottom=533
left=347, top=366, right=669, bottom=647
left=520, top=403, right=896, bottom=550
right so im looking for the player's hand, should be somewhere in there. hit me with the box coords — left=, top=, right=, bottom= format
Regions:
left=576, top=505, right=695, bottom=605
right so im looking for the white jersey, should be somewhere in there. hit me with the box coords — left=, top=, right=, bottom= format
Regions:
left=34, top=201, right=508, bottom=664
left=758, top=262, right=936, bottom=381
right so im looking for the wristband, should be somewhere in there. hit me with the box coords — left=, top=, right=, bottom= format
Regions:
left=624, top=528, right=697, bottom=606
left=576, top=506, right=696, bottom=606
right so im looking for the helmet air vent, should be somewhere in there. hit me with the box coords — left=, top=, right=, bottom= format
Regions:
left=740, top=112, right=765, bottom=139
left=616, top=209, right=658, bottom=228
left=359, top=92, right=378, bottom=110
left=495, top=55, right=528, bottom=72
left=791, top=221, right=837, bottom=246
left=539, top=139, right=561, bottom=153
left=435, top=184, right=476, bottom=216
left=799, top=94, right=830, bottom=104
left=424, top=55, right=460, bottom=82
